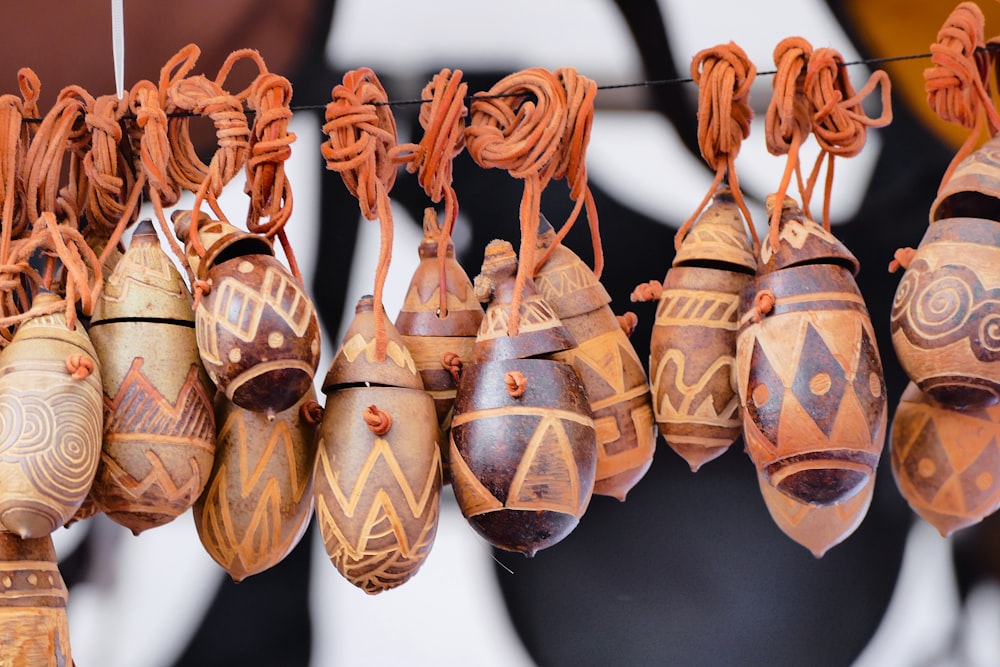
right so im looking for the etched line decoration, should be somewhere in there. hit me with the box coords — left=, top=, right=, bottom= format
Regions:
left=891, top=259, right=1000, bottom=361
left=314, top=435, right=441, bottom=594
left=2, top=388, right=101, bottom=506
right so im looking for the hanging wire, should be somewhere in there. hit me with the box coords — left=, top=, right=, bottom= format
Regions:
left=14, top=47, right=961, bottom=122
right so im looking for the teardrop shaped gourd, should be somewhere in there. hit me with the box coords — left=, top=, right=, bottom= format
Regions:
left=736, top=197, right=886, bottom=508
left=450, top=240, right=597, bottom=556
left=194, top=389, right=319, bottom=582
left=0, top=293, right=102, bottom=538
left=313, top=296, right=442, bottom=594
left=757, top=467, right=875, bottom=558
left=891, top=138, right=1000, bottom=409
left=395, top=210, right=484, bottom=479
left=88, top=221, right=216, bottom=534
left=648, top=188, right=756, bottom=472
left=890, top=382, right=1000, bottom=537
left=173, top=211, right=322, bottom=414
left=534, top=218, right=655, bottom=499
left=0, top=533, right=73, bottom=665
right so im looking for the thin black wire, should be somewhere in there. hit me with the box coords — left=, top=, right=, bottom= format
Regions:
left=12, top=47, right=947, bottom=121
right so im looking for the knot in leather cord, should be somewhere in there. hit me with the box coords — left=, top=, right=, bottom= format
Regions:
left=363, top=404, right=392, bottom=436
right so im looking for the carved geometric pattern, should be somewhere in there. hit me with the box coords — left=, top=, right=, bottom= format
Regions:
left=104, top=359, right=214, bottom=444
left=560, top=330, right=629, bottom=398
left=791, top=323, right=848, bottom=438
left=852, top=328, right=886, bottom=442
left=0, top=385, right=102, bottom=506
left=742, top=308, right=885, bottom=470
left=450, top=413, right=587, bottom=518
left=507, top=416, right=581, bottom=515
left=534, top=261, right=600, bottom=300
left=340, top=333, right=416, bottom=375
left=893, top=395, right=1000, bottom=531
left=99, top=450, right=203, bottom=508
left=745, top=339, right=784, bottom=447
left=317, top=494, right=438, bottom=595
left=314, top=437, right=441, bottom=594
left=196, top=407, right=313, bottom=578
left=891, top=259, right=1000, bottom=362
left=102, top=244, right=185, bottom=302
left=478, top=295, right=560, bottom=340
left=758, top=215, right=844, bottom=266
left=197, top=267, right=313, bottom=361
left=655, top=289, right=740, bottom=329
left=402, top=282, right=476, bottom=313
left=653, top=349, right=740, bottom=428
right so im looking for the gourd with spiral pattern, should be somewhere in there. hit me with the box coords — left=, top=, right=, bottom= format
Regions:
left=450, top=239, right=597, bottom=556
left=395, top=210, right=483, bottom=480
left=313, top=296, right=441, bottom=594
left=0, top=532, right=73, bottom=666
left=88, top=220, right=216, bottom=534
left=646, top=186, right=756, bottom=472
left=891, top=135, right=1000, bottom=409
left=736, top=195, right=886, bottom=509
left=0, top=292, right=102, bottom=538
left=172, top=210, right=321, bottom=415
left=194, top=388, right=318, bottom=582
left=534, top=217, right=654, bottom=499
left=890, top=382, right=1000, bottom=537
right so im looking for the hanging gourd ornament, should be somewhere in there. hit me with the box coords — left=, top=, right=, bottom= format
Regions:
left=88, top=220, right=216, bottom=534
left=0, top=292, right=102, bottom=538
left=891, top=135, right=1000, bottom=409
left=890, top=382, right=1000, bottom=537
left=395, top=210, right=484, bottom=477
left=313, top=296, right=442, bottom=594
left=172, top=210, right=321, bottom=415
left=194, top=389, right=319, bottom=582
left=0, top=532, right=73, bottom=665
left=534, top=217, right=654, bottom=499
left=646, top=186, right=756, bottom=471
left=450, top=240, right=597, bottom=556
left=736, top=196, right=886, bottom=507
left=756, top=467, right=875, bottom=558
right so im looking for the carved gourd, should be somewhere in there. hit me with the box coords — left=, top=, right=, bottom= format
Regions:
left=395, top=211, right=483, bottom=478
left=194, top=389, right=318, bottom=582
left=313, top=296, right=441, bottom=594
left=736, top=196, right=886, bottom=508
left=172, top=210, right=321, bottom=415
left=0, top=533, right=73, bottom=665
left=757, top=468, right=875, bottom=558
left=534, top=217, right=655, bottom=499
left=891, top=135, right=1000, bottom=409
left=890, top=382, right=1000, bottom=537
left=647, top=187, right=756, bottom=471
left=450, top=240, right=597, bottom=556
left=0, top=292, right=102, bottom=538
left=88, top=220, right=216, bottom=534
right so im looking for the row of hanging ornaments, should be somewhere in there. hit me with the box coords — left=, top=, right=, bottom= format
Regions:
left=0, top=0, right=999, bottom=659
